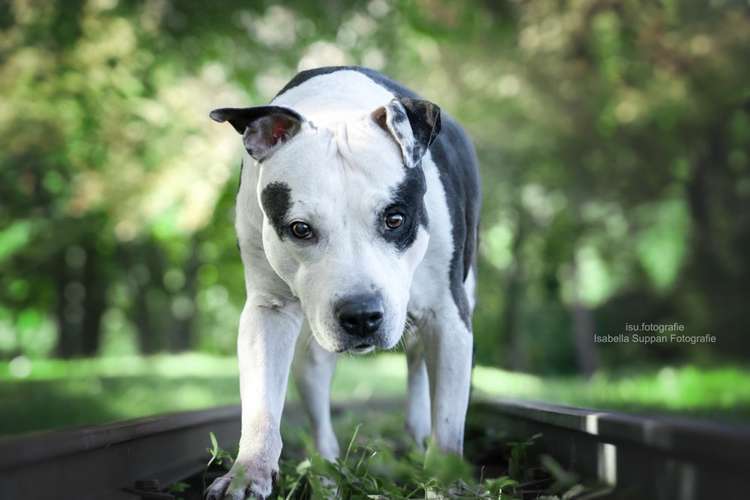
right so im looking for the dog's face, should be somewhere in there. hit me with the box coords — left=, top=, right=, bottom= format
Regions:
left=211, top=99, right=441, bottom=353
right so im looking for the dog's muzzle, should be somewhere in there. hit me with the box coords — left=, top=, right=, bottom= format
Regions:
left=334, top=293, right=384, bottom=352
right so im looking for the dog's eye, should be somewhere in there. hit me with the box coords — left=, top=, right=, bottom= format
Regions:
left=385, top=212, right=405, bottom=230
left=289, top=221, right=313, bottom=239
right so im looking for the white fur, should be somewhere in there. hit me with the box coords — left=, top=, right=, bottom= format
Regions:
left=207, top=70, right=475, bottom=499
left=404, top=333, right=431, bottom=448
left=292, top=323, right=340, bottom=460
left=256, top=119, right=428, bottom=352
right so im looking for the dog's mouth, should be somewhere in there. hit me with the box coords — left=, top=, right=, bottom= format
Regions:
left=348, top=343, right=375, bottom=355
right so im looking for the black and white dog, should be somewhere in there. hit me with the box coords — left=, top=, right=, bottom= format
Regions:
left=207, top=66, right=480, bottom=499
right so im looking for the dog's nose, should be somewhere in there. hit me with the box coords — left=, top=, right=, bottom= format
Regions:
left=335, top=294, right=384, bottom=337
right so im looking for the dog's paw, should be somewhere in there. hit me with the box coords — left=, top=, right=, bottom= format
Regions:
left=205, top=460, right=277, bottom=500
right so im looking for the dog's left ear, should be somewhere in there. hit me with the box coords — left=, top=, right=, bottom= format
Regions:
left=371, top=97, right=441, bottom=168
left=209, top=106, right=305, bottom=161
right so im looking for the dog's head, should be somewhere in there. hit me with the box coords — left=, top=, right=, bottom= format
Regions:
left=210, top=97, right=440, bottom=353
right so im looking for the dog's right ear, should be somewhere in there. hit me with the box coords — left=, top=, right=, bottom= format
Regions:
left=371, top=97, right=441, bottom=168
left=209, top=106, right=305, bottom=162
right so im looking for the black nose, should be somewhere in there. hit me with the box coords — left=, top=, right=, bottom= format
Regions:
left=335, top=294, right=384, bottom=337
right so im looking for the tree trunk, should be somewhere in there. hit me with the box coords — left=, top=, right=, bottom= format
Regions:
left=504, top=205, right=528, bottom=371
left=55, top=250, right=79, bottom=358
left=572, top=301, right=598, bottom=376
left=570, top=258, right=599, bottom=377
left=80, top=243, right=106, bottom=356
left=169, top=237, right=200, bottom=352
left=134, top=278, right=157, bottom=354
left=124, top=242, right=160, bottom=355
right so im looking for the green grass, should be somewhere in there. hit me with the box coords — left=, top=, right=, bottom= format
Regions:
left=195, top=408, right=611, bottom=500
left=473, top=364, right=750, bottom=420
left=0, top=353, right=405, bottom=435
left=1, top=352, right=749, bottom=435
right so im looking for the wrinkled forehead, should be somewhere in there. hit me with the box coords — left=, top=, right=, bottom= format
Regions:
left=258, top=120, right=407, bottom=206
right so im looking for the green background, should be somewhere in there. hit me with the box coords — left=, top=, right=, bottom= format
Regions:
left=1, top=0, right=749, bottom=433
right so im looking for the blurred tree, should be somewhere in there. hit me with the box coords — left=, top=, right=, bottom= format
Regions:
left=0, top=0, right=748, bottom=374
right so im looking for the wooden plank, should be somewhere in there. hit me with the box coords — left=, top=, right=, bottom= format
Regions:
left=0, top=406, right=242, bottom=500
left=1, top=397, right=748, bottom=499
left=471, top=398, right=750, bottom=500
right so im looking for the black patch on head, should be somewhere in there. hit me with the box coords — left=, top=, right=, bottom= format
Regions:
left=380, top=166, right=428, bottom=252
left=260, top=182, right=292, bottom=239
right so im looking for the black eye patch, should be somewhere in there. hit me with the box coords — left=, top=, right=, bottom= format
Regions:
left=379, top=167, right=428, bottom=251
left=260, top=181, right=292, bottom=239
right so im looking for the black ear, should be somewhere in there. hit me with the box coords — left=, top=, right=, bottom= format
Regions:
left=371, top=97, right=441, bottom=168
left=209, top=106, right=305, bottom=161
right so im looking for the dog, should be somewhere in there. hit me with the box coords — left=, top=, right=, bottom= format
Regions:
left=206, top=66, right=480, bottom=499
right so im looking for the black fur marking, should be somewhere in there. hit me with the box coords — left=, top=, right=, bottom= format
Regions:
left=427, top=115, right=481, bottom=328
left=380, top=167, right=428, bottom=252
left=210, top=106, right=303, bottom=134
left=237, top=159, right=244, bottom=194
left=236, top=159, right=245, bottom=255
left=277, top=66, right=480, bottom=329
left=411, top=147, right=421, bottom=167
left=210, top=106, right=303, bottom=161
left=400, top=98, right=442, bottom=166
left=391, top=106, right=407, bottom=123
left=260, top=182, right=292, bottom=239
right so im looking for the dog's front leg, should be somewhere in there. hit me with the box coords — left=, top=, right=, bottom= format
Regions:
left=292, top=322, right=340, bottom=460
left=405, top=333, right=431, bottom=449
left=423, top=308, right=473, bottom=455
left=206, top=295, right=302, bottom=500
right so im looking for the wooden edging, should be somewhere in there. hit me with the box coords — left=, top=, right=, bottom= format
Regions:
left=1, top=397, right=748, bottom=499
left=471, top=397, right=750, bottom=500
left=0, top=405, right=242, bottom=500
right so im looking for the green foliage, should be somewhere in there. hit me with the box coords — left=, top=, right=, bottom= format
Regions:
left=634, top=199, right=690, bottom=291
left=167, top=481, right=190, bottom=494
left=1, top=0, right=749, bottom=374
left=0, top=221, right=34, bottom=264
left=203, top=410, right=601, bottom=499
left=207, top=431, right=234, bottom=471
left=507, top=434, right=541, bottom=481
left=539, top=455, right=579, bottom=494
left=1, top=354, right=748, bottom=436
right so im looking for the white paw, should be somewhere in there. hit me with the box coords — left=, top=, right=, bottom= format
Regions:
left=205, top=459, right=277, bottom=500
left=406, top=418, right=431, bottom=450
left=315, top=430, right=341, bottom=462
